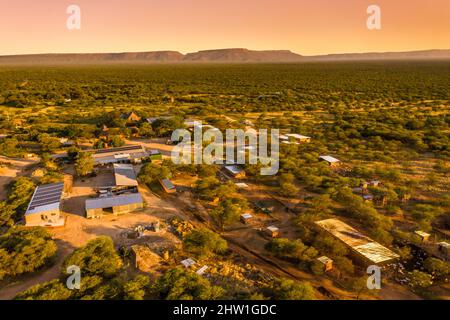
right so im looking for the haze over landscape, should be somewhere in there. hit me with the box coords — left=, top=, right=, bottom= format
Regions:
left=1, top=48, right=450, bottom=64
left=1, top=0, right=450, bottom=57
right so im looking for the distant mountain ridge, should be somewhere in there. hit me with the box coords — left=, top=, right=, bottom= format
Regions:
left=184, top=48, right=303, bottom=62
left=1, top=48, right=449, bottom=64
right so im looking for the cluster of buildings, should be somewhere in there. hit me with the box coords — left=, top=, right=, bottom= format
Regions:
left=85, top=163, right=144, bottom=219
left=25, top=145, right=157, bottom=225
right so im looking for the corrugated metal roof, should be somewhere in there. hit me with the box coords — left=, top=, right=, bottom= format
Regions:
left=160, top=179, right=175, bottom=190
left=317, top=256, right=333, bottom=264
left=285, top=133, right=311, bottom=140
left=181, top=258, right=196, bottom=268
left=85, top=193, right=143, bottom=210
left=315, top=218, right=399, bottom=264
left=319, top=155, right=340, bottom=163
left=224, top=165, right=244, bottom=175
left=241, top=213, right=253, bottom=219
left=25, top=182, right=64, bottom=215
left=354, top=242, right=400, bottom=264
left=113, top=163, right=138, bottom=186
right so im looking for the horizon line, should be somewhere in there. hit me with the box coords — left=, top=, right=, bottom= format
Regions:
left=1, top=47, right=450, bottom=58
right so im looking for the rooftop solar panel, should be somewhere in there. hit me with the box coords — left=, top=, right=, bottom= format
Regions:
left=26, top=183, right=64, bottom=215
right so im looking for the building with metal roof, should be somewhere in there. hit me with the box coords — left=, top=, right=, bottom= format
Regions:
left=81, top=145, right=149, bottom=165
left=25, top=182, right=65, bottom=227
left=224, top=165, right=246, bottom=179
left=266, top=226, right=279, bottom=238
left=280, top=133, right=311, bottom=144
left=240, top=213, right=253, bottom=224
left=315, top=218, right=399, bottom=265
left=319, top=155, right=341, bottom=166
left=85, top=193, right=144, bottom=218
left=160, top=179, right=176, bottom=193
left=113, top=163, right=138, bottom=187
left=317, top=256, right=334, bottom=272
left=181, top=258, right=196, bottom=268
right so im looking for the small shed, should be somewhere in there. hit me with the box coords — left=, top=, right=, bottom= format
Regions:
left=160, top=179, right=176, bottom=194
left=196, top=265, right=209, bottom=276
left=181, top=258, right=196, bottom=269
left=414, top=231, right=431, bottom=243
left=235, top=183, right=249, bottom=189
left=240, top=213, right=253, bottom=224
left=281, top=133, right=311, bottom=143
left=317, top=256, right=333, bottom=272
left=224, top=165, right=246, bottom=179
left=319, top=155, right=341, bottom=167
left=266, top=226, right=279, bottom=238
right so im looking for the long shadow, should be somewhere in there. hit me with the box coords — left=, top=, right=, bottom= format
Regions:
left=62, top=195, right=90, bottom=217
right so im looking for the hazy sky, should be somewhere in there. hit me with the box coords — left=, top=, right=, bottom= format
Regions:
left=0, top=0, right=449, bottom=55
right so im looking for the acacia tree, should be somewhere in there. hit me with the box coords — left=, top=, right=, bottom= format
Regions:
left=211, top=198, right=243, bottom=230
left=0, top=227, right=57, bottom=280
left=75, top=152, right=94, bottom=177
left=155, top=268, right=224, bottom=300
left=269, top=278, right=315, bottom=300
left=62, top=236, right=123, bottom=278
left=15, top=279, right=72, bottom=300
left=183, top=228, right=228, bottom=258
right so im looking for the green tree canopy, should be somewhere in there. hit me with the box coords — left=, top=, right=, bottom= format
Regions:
left=183, top=228, right=228, bottom=258
left=0, top=227, right=57, bottom=280
left=155, top=268, right=224, bottom=300
left=62, top=236, right=123, bottom=278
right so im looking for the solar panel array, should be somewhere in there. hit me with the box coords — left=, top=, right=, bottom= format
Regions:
left=28, top=182, right=64, bottom=211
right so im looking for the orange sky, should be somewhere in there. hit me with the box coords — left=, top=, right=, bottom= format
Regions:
left=0, top=0, right=449, bottom=55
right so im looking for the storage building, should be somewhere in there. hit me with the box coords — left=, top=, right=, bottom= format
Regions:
left=160, top=179, right=176, bottom=194
left=315, top=218, right=399, bottom=265
left=85, top=193, right=144, bottom=218
left=319, top=155, right=341, bottom=167
left=224, top=165, right=246, bottom=179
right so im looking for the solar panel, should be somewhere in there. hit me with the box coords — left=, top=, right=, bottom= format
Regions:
left=33, top=188, right=63, bottom=198
left=27, top=183, right=64, bottom=212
